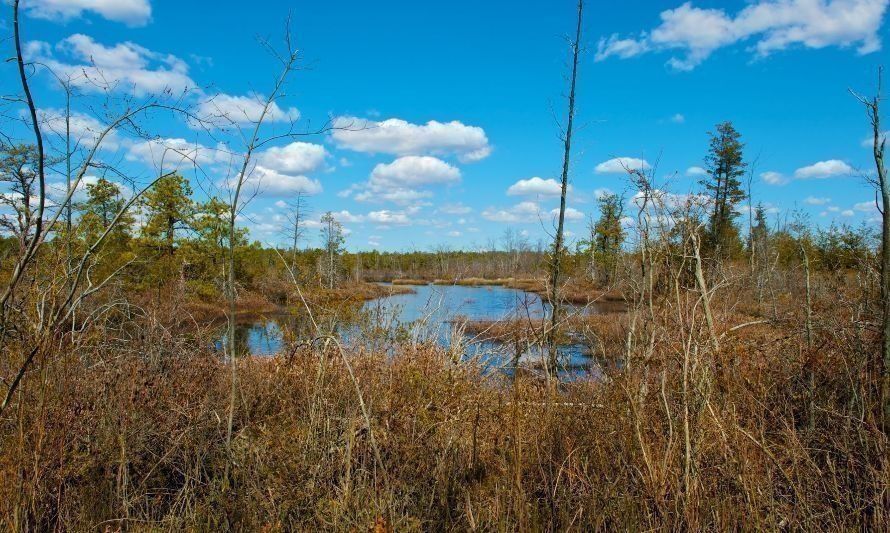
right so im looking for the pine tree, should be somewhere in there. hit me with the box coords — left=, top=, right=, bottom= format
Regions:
left=591, top=192, right=624, bottom=284
left=79, top=177, right=134, bottom=279
left=135, top=174, right=193, bottom=289
left=701, top=121, right=747, bottom=257
left=751, top=203, right=769, bottom=257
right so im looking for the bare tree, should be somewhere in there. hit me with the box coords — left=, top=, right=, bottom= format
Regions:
left=850, top=67, right=890, bottom=428
left=280, top=192, right=309, bottom=275
left=320, top=211, right=345, bottom=290
left=547, top=0, right=584, bottom=376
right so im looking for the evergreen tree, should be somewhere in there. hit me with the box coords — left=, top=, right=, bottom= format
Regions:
left=79, top=177, right=134, bottom=279
left=701, top=121, right=747, bottom=257
left=135, top=174, right=194, bottom=289
left=82, top=178, right=127, bottom=228
left=751, top=203, right=770, bottom=257
left=591, top=192, right=625, bottom=284
left=184, top=198, right=247, bottom=296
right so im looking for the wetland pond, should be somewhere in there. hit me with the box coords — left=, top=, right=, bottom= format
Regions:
left=221, top=283, right=615, bottom=378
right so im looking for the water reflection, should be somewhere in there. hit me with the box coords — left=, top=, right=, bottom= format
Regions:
left=220, top=283, right=612, bottom=378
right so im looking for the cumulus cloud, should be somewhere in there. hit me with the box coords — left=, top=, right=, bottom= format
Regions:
left=861, top=130, right=889, bottom=147
left=369, top=156, right=460, bottom=187
left=258, top=142, right=327, bottom=175
left=761, top=171, right=788, bottom=185
left=438, top=203, right=472, bottom=215
left=235, top=166, right=322, bottom=196
left=670, top=113, right=686, bottom=123
left=367, top=209, right=414, bottom=227
left=595, top=157, right=651, bottom=174
left=550, top=207, right=585, bottom=221
left=25, top=0, right=151, bottom=26
left=794, top=159, right=854, bottom=179
left=331, top=117, right=492, bottom=162
left=47, top=174, right=131, bottom=204
left=686, top=166, right=707, bottom=177
left=481, top=201, right=543, bottom=223
left=804, top=196, right=831, bottom=205
left=126, top=138, right=227, bottom=170
left=351, top=155, right=460, bottom=205
left=506, top=177, right=568, bottom=197
left=330, top=210, right=365, bottom=223
left=196, top=93, right=300, bottom=126
left=596, top=0, right=889, bottom=71
left=27, top=34, right=194, bottom=96
left=853, top=200, right=879, bottom=213
left=37, top=108, right=119, bottom=150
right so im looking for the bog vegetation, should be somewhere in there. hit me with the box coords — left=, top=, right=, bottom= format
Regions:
left=1, top=0, right=888, bottom=530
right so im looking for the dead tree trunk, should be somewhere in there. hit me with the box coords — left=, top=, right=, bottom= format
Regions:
left=851, top=67, right=890, bottom=429
left=547, top=0, right=583, bottom=376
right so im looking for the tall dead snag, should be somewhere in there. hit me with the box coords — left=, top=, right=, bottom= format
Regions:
left=547, top=0, right=584, bottom=376
left=851, top=67, right=889, bottom=429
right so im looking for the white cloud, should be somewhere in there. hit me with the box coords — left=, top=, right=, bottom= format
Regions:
left=126, top=138, right=227, bottom=170
left=595, top=157, right=651, bottom=174
left=367, top=209, right=413, bottom=227
left=238, top=166, right=322, bottom=196
left=331, top=117, right=491, bottom=162
left=369, top=156, right=460, bottom=187
left=352, top=156, right=459, bottom=205
left=507, top=177, right=568, bottom=197
left=439, top=203, right=472, bottom=215
left=686, top=166, right=707, bottom=177
left=447, top=230, right=462, bottom=237
left=861, top=131, right=889, bottom=147
left=47, top=174, right=131, bottom=204
left=794, top=159, right=854, bottom=179
left=258, top=142, right=327, bottom=174
left=804, top=196, right=832, bottom=205
left=28, top=34, right=194, bottom=96
left=670, top=113, right=686, bottom=123
left=25, top=0, right=151, bottom=26
left=593, top=187, right=614, bottom=199
left=761, top=171, right=788, bottom=185
left=37, top=108, right=119, bottom=150
left=331, top=210, right=365, bottom=223
left=841, top=209, right=855, bottom=216
left=482, top=201, right=543, bottom=223
left=551, top=207, right=585, bottom=221
left=596, top=0, right=889, bottom=71
left=854, top=200, right=879, bottom=212
left=197, top=93, right=300, bottom=126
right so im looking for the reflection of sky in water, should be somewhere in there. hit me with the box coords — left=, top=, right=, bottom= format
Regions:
left=225, top=284, right=601, bottom=379
left=217, top=320, right=284, bottom=356
left=361, top=284, right=549, bottom=325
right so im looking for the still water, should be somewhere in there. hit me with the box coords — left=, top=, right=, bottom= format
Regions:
left=223, top=283, right=605, bottom=377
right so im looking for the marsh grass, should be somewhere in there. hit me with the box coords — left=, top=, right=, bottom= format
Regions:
left=1, top=276, right=887, bottom=530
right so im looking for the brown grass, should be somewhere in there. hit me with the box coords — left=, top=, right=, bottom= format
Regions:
left=391, top=279, right=430, bottom=286
left=1, top=277, right=887, bottom=530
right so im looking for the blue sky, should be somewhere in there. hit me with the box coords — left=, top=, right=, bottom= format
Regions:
left=2, top=0, right=888, bottom=251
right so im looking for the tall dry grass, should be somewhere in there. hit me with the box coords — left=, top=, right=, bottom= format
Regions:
left=1, top=274, right=886, bottom=530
